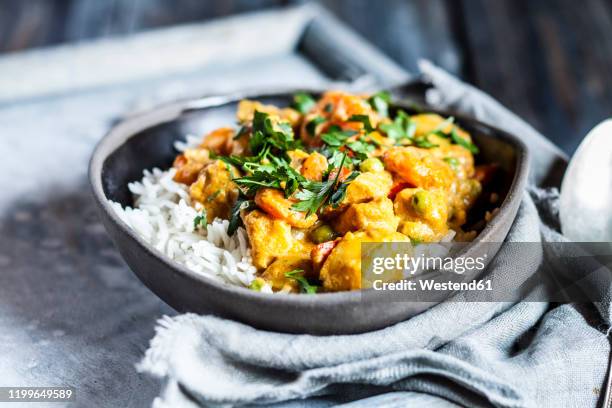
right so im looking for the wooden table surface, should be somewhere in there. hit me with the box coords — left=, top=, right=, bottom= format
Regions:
left=2, top=0, right=611, bottom=154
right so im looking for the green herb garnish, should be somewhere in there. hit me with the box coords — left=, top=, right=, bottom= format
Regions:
left=227, top=193, right=256, bottom=235
left=193, top=210, right=208, bottom=229
left=346, top=138, right=376, bottom=161
left=233, top=125, right=249, bottom=140
left=450, top=128, right=479, bottom=154
left=233, top=156, right=304, bottom=197
left=292, top=92, right=316, bottom=114
left=427, top=117, right=479, bottom=154
left=284, top=269, right=319, bottom=294
left=348, top=114, right=374, bottom=133
left=368, top=91, right=391, bottom=117
left=320, top=125, right=356, bottom=147
left=292, top=154, right=353, bottom=216
left=413, top=136, right=438, bottom=149
left=379, top=110, right=416, bottom=143
left=306, top=116, right=326, bottom=137
left=250, top=111, right=300, bottom=155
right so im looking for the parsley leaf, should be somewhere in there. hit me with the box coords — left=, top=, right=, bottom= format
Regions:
left=292, top=154, right=351, bottom=216
left=228, top=193, right=256, bottom=235
left=233, top=125, right=249, bottom=140
left=379, top=110, right=416, bottom=143
left=250, top=111, right=300, bottom=156
left=348, top=114, right=374, bottom=133
left=233, top=156, right=304, bottom=197
left=292, top=92, right=317, bottom=114
left=368, top=91, right=391, bottom=117
left=284, top=269, right=319, bottom=294
left=347, top=138, right=376, bottom=161
left=320, top=125, right=356, bottom=147
left=413, top=136, right=438, bottom=149
left=427, top=117, right=479, bottom=154
left=193, top=210, right=208, bottom=229
left=329, top=171, right=359, bottom=207
left=306, top=116, right=326, bottom=137
left=450, top=128, right=479, bottom=154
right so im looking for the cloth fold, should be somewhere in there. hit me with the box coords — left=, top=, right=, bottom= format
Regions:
left=138, top=62, right=610, bottom=408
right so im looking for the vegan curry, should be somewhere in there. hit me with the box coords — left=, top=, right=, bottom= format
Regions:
left=173, top=91, right=492, bottom=294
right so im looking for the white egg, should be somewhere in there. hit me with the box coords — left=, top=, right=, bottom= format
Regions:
left=559, top=119, right=612, bottom=242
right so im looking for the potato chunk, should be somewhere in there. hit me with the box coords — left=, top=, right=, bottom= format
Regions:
left=344, top=170, right=393, bottom=204
left=173, top=147, right=210, bottom=185
left=334, top=197, right=398, bottom=235
left=300, top=152, right=328, bottom=181
left=254, top=188, right=318, bottom=228
left=383, top=146, right=455, bottom=191
left=189, top=160, right=239, bottom=221
left=319, top=231, right=410, bottom=291
left=200, top=127, right=247, bottom=156
left=242, top=210, right=297, bottom=270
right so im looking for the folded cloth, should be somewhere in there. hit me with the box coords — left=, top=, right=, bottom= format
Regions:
left=137, top=62, right=610, bottom=408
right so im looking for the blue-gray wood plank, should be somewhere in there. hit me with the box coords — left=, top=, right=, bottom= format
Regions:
left=2, top=0, right=610, bottom=153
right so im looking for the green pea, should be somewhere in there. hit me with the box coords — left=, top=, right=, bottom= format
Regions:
left=249, top=277, right=267, bottom=292
left=359, top=157, right=384, bottom=172
left=310, top=224, right=336, bottom=244
left=412, top=190, right=430, bottom=215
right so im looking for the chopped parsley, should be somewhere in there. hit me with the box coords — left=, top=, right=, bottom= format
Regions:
left=292, top=154, right=355, bottom=216
left=233, top=125, right=249, bottom=140
left=284, top=269, right=319, bottom=294
left=250, top=111, right=300, bottom=156
left=227, top=193, right=256, bottom=235
left=368, top=91, right=391, bottom=117
left=306, top=116, right=326, bottom=137
left=193, top=210, right=208, bottom=229
left=348, top=114, right=374, bottom=133
left=427, top=116, right=479, bottom=154
left=320, top=125, right=356, bottom=147
left=346, top=138, right=376, bottom=161
left=292, top=92, right=316, bottom=114
left=413, top=136, right=439, bottom=149
left=232, top=156, right=304, bottom=197
left=379, top=110, right=417, bottom=143
left=212, top=100, right=480, bottom=240
left=450, top=128, right=480, bottom=154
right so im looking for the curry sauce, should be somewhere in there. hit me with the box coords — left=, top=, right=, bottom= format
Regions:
left=172, top=91, right=489, bottom=293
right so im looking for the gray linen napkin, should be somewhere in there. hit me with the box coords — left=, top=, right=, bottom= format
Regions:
left=137, top=62, right=610, bottom=408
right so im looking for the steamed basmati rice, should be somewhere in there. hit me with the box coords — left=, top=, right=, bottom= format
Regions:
left=109, top=166, right=265, bottom=289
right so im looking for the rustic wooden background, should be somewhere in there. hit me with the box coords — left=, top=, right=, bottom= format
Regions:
left=1, top=0, right=611, bottom=154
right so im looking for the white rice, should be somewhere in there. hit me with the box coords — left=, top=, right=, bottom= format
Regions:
left=109, top=135, right=270, bottom=290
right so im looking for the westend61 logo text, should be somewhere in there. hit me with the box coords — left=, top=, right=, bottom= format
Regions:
left=371, top=253, right=487, bottom=276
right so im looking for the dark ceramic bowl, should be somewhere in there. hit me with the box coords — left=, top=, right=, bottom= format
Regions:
left=89, top=89, right=529, bottom=334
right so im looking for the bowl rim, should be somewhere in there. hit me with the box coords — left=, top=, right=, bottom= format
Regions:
left=89, top=88, right=531, bottom=307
